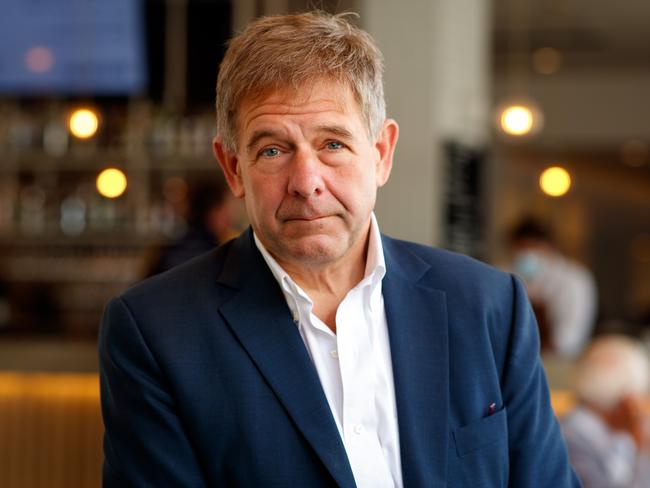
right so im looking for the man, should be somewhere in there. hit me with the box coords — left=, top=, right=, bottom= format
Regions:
left=99, top=12, right=579, bottom=487
left=562, top=335, right=650, bottom=487
left=510, top=218, right=597, bottom=358
left=146, top=178, right=240, bottom=276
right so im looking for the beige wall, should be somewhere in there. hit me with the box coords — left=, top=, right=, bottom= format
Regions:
left=360, top=0, right=491, bottom=245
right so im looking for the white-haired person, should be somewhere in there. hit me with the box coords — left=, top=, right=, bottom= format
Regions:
left=562, top=335, right=650, bottom=487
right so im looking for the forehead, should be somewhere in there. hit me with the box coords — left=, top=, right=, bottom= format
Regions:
left=235, top=81, right=364, bottom=133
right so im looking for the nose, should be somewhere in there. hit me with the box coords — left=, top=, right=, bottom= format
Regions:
left=287, top=147, right=324, bottom=198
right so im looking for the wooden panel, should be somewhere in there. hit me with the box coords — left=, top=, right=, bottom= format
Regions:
left=0, top=373, right=102, bottom=488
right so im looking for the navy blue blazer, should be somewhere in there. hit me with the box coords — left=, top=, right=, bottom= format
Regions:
left=99, top=229, right=580, bottom=487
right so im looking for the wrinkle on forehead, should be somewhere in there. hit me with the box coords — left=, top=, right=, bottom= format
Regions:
left=236, top=82, right=363, bottom=141
left=247, top=75, right=349, bottom=105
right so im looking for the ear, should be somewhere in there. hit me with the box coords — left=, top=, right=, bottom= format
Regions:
left=374, top=119, right=399, bottom=187
left=213, top=137, right=245, bottom=198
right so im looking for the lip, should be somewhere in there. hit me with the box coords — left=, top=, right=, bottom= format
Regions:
left=284, top=216, right=328, bottom=222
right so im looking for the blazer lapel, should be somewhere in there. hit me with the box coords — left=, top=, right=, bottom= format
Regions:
left=382, top=236, right=450, bottom=487
left=216, top=231, right=356, bottom=488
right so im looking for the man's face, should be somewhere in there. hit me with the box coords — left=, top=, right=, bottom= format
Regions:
left=214, top=81, right=398, bottom=270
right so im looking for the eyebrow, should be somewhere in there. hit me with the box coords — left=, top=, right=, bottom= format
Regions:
left=245, top=130, right=282, bottom=154
left=315, top=125, right=355, bottom=141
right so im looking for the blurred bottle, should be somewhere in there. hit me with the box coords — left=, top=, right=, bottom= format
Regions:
left=19, top=184, right=47, bottom=236
left=150, top=113, right=176, bottom=156
left=60, top=193, right=87, bottom=236
left=0, top=179, right=17, bottom=235
left=43, top=118, right=69, bottom=157
left=9, top=113, right=38, bottom=151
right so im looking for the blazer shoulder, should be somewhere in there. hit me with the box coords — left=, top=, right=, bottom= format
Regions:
left=382, top=235, right=521, bottom=353
left=382, top=235, right=511, bottom=294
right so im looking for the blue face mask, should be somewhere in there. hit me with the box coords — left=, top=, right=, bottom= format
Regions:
left=514, top=251, right=543, bottom=280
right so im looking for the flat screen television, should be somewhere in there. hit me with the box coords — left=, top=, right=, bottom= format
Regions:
left=0, top=0, right=146, bottom=95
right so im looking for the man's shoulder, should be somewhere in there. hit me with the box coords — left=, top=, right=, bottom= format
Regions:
left=381, top=234, right=511, bottom=291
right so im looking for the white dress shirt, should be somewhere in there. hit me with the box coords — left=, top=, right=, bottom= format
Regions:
left=254, top=214, right=403, bottom=488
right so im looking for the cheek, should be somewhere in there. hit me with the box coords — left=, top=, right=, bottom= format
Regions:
left=246, top=177, right=285, bottom=214
left=330, top=166, right=377, bottom=208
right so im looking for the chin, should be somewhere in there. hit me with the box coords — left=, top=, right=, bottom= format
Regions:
left=282, top=235, right=347, bottom=265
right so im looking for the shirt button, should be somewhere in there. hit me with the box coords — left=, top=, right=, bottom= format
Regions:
left=330, top=349, right=338, bottom=359
left=292, top=312, right=299, bottom=324
left=353, top=424, right=363, bottom=435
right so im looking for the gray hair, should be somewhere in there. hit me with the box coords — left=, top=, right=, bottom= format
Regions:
left=215, top=11, right=386, bottom=152
left=574, top=335, right=650, bottom=410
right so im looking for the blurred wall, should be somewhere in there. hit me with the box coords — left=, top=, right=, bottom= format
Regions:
left=361, top=0, right=491, bottom=246
left=495, top=71, right=650, bottom=145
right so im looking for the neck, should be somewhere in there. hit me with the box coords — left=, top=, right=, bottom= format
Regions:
left=284, top=251, right=366, bottom=298
left=284, top=229, right=368, bottom=290
left=274, top=226, right=371, bottom=332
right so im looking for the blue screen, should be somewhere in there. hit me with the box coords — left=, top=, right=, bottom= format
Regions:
left=0, top=0, right=146, bottom=95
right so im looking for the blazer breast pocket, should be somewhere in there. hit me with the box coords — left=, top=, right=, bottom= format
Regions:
left=448, top=408, right=509, bottom=487
left=452, top=407, right=508, bottom=457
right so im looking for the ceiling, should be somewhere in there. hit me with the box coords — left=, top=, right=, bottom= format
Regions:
left=493, top=0, right=650, bottom=70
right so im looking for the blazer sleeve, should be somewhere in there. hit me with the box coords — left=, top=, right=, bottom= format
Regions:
left=502, top=275, right=582, bottom=487
left=99, top=296, right=206, bottom=487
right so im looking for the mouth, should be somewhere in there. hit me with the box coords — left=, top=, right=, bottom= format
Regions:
left=283, top=215, right=331, bottom=223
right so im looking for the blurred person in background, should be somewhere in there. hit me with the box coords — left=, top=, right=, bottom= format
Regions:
left=562, top=335, right=650, bottom=487
left=511, top=217, right=597, bottom=358
left=146, top=177, right=240, bottom=275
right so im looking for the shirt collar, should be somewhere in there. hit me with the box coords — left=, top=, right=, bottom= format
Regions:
left=253, top=212, right=386, bottom=319
left=365, top=212, right=387, bottom=285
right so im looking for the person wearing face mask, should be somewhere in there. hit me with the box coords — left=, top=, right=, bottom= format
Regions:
left=511, top=217, right=598, bottom=358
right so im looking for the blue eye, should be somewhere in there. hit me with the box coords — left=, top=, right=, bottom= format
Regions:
left=260, top=147, right=280, bottom=158
left=326, top=141, right=344, bottom=150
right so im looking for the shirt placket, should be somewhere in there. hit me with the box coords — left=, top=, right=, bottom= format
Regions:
left=337, top=291, right=394, bottom=487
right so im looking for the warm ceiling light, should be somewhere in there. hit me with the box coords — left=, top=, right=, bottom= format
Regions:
left=96, top=168, right=127, bottom=199
left=540, top=166, right=571, bottom=197
left=500, top=105, right=535, bottom=136
left=69, top=108, right=99, bottom=139
left=532, top=48, right=562, bottom=75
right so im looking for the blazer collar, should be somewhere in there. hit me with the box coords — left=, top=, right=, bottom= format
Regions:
left=382, top=236, right=450, bottom=487
left=216, top=229, right=356, bottom=488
